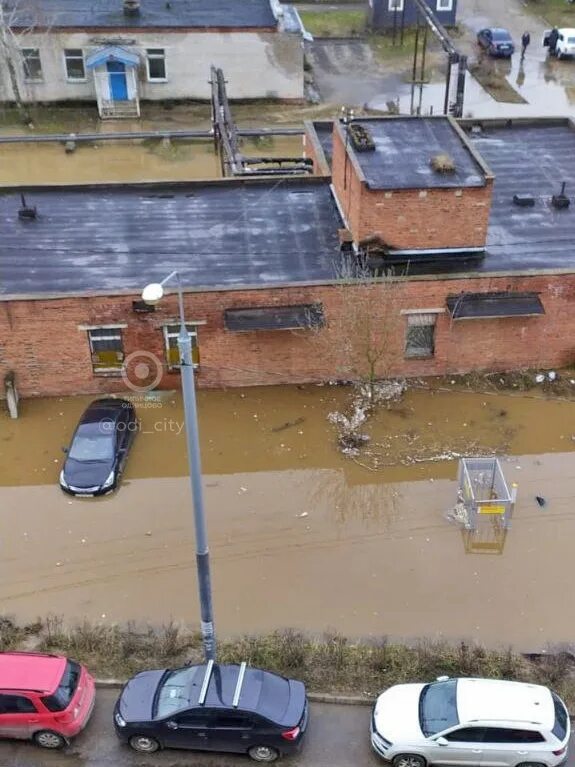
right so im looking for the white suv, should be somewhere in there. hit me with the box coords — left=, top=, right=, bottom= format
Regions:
left=371, top=677, right=570, bottom=767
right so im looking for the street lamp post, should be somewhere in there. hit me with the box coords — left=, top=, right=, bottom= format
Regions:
left=142, top=270, right=216, bottom=661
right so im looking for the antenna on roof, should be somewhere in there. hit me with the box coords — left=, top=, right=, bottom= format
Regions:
left=232, top=662, right=247, bottom=708
left=198, top=659, right=214, bottom=706
left=18, top=193, right=37, bottom=220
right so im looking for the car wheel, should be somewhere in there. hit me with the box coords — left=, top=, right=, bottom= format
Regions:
left=248, top=745, right=280, bottom=762
left=33, top=730, right=67, bottom=749
left=128, top=735, right=160, bottom=753
left=392, top=755, right=427, bottom=767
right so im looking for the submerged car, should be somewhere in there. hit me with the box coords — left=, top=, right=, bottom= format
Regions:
left=0, top=651, right=95, bottom=748
left=477, top=27, right=515, bottom=57
left=371, top=677, right=570, bottom=767
left=59, top=398, right=137, bottom=496
left=114, top=661, right=308, bottom=761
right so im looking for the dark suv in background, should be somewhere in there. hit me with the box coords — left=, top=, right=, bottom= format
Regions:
left=113, top=661, right=308, bottom=762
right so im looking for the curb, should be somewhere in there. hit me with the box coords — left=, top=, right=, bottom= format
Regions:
left=95, top=679, right=373, bottom=705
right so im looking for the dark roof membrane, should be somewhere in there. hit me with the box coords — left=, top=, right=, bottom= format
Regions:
left=446, top=292, right=545, bottom=320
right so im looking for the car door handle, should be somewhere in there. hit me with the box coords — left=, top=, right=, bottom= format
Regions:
left=196, top=732, right=207, bottom=738
left=166, top=721, right=178, bottom=730
left=517, top=752, right=529, bottom=756
left=472, top=750, right=482, bottom=753
left=28, top=719, right=40, bottom=723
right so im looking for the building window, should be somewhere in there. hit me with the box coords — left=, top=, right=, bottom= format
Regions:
left=436, top=0, right=453, bottom=10
left=146, top=49, right=167, bottom=81
left=87, top=328, right=125, bottom=373
left=64, top=49, right=85, bottom=80
left=388, top=0, right=404, bottom=10
left=21, top=48, right=42, bottom=81
left=404, top=313, right=437, bottom=359
left=163, top=324, right=200, bottom=369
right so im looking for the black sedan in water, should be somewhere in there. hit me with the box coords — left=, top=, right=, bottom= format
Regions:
left=114, top=662, right=308, bottom=761
left=59, top=398, right=137, bottom=496
left=477, top=27, right=515, bottom=57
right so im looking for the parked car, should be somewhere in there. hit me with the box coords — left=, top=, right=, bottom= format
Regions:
left=371, top=676, right=570, bottom=767
left=114, top=661, right=308, bottom=761
left=0, top=651, right=95, bottom=748
left=543, top=28, right=575, bottom=59
left=477, top=28, right=515, bottom=57
left=59, top=397, right=137, bottom=496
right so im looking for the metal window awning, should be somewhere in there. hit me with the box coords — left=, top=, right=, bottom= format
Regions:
left=86, top=46, right=140, bottom=69
left=225, top=304, right=324, bottom=332
left=446, top=292, right=545, bottom=320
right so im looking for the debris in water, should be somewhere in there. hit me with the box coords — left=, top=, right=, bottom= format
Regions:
left=535, top=373, right=545, bottom=383
left=298, top=512, right=309, bottom=518
left=271, top=416, right=305, bottom=433
left=536, top=496, right=546, bottom=507
left=548, top=371, right=557, bottom=381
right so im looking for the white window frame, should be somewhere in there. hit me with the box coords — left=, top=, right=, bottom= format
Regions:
left=87, top=327, right=125, bottom=374
left=146, top=48, right=168, bottom=83
left=404, top=312, right=438, bottom=359
left=21, top=48, right=43, bottom=82
left=388, top=0, right=404, bottom=11
left=63, top=48, right=86, bottom=82
left=163, top=323, right=200, bottom=370
left=436, top=0, right=453, bottom=11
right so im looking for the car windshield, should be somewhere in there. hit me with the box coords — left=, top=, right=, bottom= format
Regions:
left=41, top=660, right=81, bottom=712
left=68, top=423, right=114, bottom=462
left=154, top=667, right=195, bottom=719
left=492, top=30, right=510, bottom=41
left=419, top=680, right=459, bottom=737
left=568, top=37, right=575, bottom=44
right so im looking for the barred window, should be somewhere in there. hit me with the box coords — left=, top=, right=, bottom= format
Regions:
left=88, top=328, right=124, bottom=373
left=163, top=324, right=200, bottom=369
left=404, top=313, right=437, bottom=359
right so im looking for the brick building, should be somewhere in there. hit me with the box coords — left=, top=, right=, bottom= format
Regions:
left=2, top=116, right=575, bottom=399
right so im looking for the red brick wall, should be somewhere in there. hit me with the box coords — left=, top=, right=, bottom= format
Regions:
left=303, top=124, right=330, bottom=177
left=1, top=274, right=574, bottom=397
left=331, top=124, right=493, bottom=250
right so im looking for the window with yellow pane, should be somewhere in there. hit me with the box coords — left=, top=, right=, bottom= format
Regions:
left=88, top=327, right=125, bottom=374
left=163, top=324, right=200, bottom=369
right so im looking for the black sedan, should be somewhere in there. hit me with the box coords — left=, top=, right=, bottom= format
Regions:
left=477, top=27, right=515, bottom=57
left=114, top=661, right=308, bottom=762
left=59, top=398, right=137, bottom=496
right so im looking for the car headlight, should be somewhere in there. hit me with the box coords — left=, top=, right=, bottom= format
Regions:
left=103, top=471, right=115, bottom=489
left=59, top=470, right=69, bottom=488
left=114, top=711, right=126, bottom=727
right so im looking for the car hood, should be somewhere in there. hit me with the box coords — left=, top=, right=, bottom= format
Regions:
left=63, top=458, right=112, bottom=488
left=373, top=684, right=426, bottom=743
left=118, top=670, right=166, bottom=723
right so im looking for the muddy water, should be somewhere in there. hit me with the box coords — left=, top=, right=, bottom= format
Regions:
left=0, top=136, right=303, bottom=185
left=1, top=386, right=575, bottom=648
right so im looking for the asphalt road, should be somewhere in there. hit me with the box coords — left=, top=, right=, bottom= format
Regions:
left=0, top=690, right=379, bottom=767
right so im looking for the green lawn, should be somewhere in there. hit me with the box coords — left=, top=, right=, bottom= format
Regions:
left=523, top=0, right=575, bottom=28
left=299, top=9, right=367, bottom=37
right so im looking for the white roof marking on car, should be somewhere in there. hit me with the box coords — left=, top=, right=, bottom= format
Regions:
left=456, top=679, right=554, bottom=729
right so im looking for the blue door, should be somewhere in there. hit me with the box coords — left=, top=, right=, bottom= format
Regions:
left=107, top=61, right=128, bottom=101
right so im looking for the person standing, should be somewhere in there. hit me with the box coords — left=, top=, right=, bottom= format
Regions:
left=521, top=31, right=531, bottom=58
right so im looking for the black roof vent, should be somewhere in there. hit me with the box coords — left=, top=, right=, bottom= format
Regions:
left=552, top=181, right=570, bottom=210
left=123, top=0, right=141, bottom=17
left=513, top=194, right=535, bottom=207
left=18, top=193, right=37, bottom=220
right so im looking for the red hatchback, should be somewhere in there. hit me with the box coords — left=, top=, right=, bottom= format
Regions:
left=0, top=652, right=95, bottom=748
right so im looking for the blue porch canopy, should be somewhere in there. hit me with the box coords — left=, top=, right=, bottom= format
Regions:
left=86, top=46, right=140, bottom=69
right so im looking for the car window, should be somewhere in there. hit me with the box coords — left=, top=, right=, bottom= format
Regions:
left=0, top=694, right=37, bottom=714
left=444, top=727, right=485, bottom=743
left=173, top=711, right=211, bottom=727
left=210, top=713, right=254, bottom=729
left=68, top=423, right=114, bottom=461
left=419, top=680, right=459, bottom=736
left=482, top=728, right=545, bottom=744
left=552, top=693, right=568, bottom=740
left=41, top=660, right=81, bottom=712
left=568, top=37, right=575, bottom=44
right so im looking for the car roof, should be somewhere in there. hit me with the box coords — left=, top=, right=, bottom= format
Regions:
left=559, top=28, right=575, bottom=34
left=0, top=652, right=66, bottom=694
left=185, top=663, right=291, bottom=722
left=80, top=398, right=131, bottom=423
left=457, top=679, right=555, bottom=729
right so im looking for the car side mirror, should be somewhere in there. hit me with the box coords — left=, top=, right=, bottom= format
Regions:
left=436, top=737, right=448, bottom=747
left=166, top=720, right=178, bottom=730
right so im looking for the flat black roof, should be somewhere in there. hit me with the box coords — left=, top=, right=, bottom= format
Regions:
left=468, top=122, right=575, bottom=272
left=348, top=117, right=487, bottom=191
left=7, top=0, right=277, bottom=29
left=0, top=179, right=342, bottom=297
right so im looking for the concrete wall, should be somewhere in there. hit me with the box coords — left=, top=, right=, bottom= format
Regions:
left=1, top=272, right=574, bottom=398
left=331, top=124, right=493, bottom=250
left=0, top=28, right=304, bottom=103
left=369, top=0, right=457, bottom=30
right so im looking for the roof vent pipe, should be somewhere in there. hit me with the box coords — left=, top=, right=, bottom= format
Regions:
left=123, top=0, right=141, bottom=17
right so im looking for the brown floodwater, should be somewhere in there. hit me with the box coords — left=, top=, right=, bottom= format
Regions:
left=0, top=135, right=304, bottom=185
left=1, top=385, right=575, bottom=649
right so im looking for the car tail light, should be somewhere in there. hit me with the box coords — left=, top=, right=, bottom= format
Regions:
left=553, top=747, right=567, bottom=756
left=281, top=726, right=300, bottom=741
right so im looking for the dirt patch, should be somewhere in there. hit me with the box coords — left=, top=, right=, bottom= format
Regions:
left=469, top=61, right=527, bottom=104
left=524, top=0, right=575, bottom=28
left=428, top=367, right=575, bottom=399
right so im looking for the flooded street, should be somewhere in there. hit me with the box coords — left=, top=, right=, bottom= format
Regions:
left=0, top=135, right=304, bottom=185
left=1, top=385, right=575, bottom=649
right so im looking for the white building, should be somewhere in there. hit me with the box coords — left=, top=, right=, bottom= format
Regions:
left=0, top=0, right=306, bottom=118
